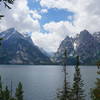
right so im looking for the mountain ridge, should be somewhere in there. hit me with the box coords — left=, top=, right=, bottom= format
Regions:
left=54, top=30, right=100, bottom=65
left=0, top=28, right=51, bottom=65
left=0, top=28, right=100, bottom=65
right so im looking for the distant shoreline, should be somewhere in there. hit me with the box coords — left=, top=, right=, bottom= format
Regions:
left=0, top=64, right=97, bottom=66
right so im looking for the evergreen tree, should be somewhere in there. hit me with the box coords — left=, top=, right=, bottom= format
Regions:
left=10, top=80, right=13, bottom=98
left=0, top=38, right=3, bottom=46
left=57, top=49, right=71, bottom=100
left=63, top=50, right=71, bottom=100
left=0, top=76, right=23, bottom=100
left=71, top=56, right=84, bottom=100
left=91, top=68, right=100, bottom=100
left=0, top=76, right=3, bottom=100
left=15, top=82, right=23, bottom=100
left=96, top=61, right=100, bottom=69
left=4, top=86, right=10, bottom=100
left=0, top=76, right=2, bottom=91
left=57, top=68, right=71, bottom=100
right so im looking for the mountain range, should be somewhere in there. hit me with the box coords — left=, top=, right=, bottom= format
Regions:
left=55, top=30, right=100, bottom=65
left=0, top=28, right=100, bottom=65
left=0, top=28, right=51, bottom=65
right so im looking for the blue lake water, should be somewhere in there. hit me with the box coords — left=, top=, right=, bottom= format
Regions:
left=0, top=65, right=98, bottom=100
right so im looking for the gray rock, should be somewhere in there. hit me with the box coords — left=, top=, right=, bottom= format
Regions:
left=0, top=28, right=51, bottom=65
left=54, top=30, right=100, bottom=65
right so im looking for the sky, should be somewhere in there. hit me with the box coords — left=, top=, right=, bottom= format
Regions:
left=0, top=0, right=100, bottom=52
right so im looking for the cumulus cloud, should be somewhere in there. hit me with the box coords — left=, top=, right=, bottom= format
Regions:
left=40, top=0, right=100, bottom=33
left=32, top=21, right=76, bottom=52
left=35, top=0, right=100, bottom=52
left=0, top=0, right=41, bottom=33
left=43, top=21, right=76, bottom=37
left=30, top=10, right=42, bottom=20
left=32, top=31, right=63, bottom=52
left=40, top=9, right=48, bottom=13
left=1, top=0, right=100, bottom=52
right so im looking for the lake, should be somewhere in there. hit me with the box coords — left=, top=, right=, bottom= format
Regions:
left=0, top=65, right=99, bottom=100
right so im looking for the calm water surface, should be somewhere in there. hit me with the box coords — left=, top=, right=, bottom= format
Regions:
left=0, top=65, right=98, bottom=100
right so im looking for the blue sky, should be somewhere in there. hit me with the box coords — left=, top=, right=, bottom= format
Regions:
left=1, top=0, right=99, bottom=52
left=28, top=0, right=74, bottom=26
left=40, top=8, right=74, bottom=24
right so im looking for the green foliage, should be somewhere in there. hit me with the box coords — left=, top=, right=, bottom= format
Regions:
left=0, top=38, right=3, bottom=46
left=91, top=69, right=100, bottom=100
left=0, top=76, right=24, bottom=100
left=15, top=82, right=23, bottom=100
left=62, top=49, right=67, bottom=66
left=0, top=76, right=2, bottom=91
left=57, top=49, right=71, bottom=100
left=4, top=86, right=10, bottom=100
left=70, top=56, right=84, bottom=100
left=96, top=60, right=100, bottom=68
left=0, top=76, right=3, bottom=100
left=58, top=52, right=85, bottom=100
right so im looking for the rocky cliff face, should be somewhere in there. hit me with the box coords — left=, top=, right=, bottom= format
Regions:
left=0, top=28, right=51, bottom=64
left=55, top=30, right=100, bottom=65
left=0, top=28, right=100, bottom=65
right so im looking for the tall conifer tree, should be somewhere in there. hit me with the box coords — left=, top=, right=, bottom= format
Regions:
left=91, top=68, right=100, bottom=100
left=71, top=56, right=84, bottom=100
left=57, top=50, right=71, bottom=100
left=4, top=86, right=10, bottom=100
left=15, top=82, right=24, bottom=100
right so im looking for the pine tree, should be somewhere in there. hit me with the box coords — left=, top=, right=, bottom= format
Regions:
left=57, top=49, right=71, bottom=100
left=15, top=82, right=23, bottom=100
left=0, top=76, right=24, bottom=100
left=63, top=50, right=71, bottom=100
left=0, top=38, right=3, bottom=46
left=0, top=76, right=3, bottom=100
left=71, top=56, right=84, bottom=100
left=91, top=68, right=100, bottom=100
left=4, top=86, right=10, bottom=100
left=0, top=76, right=2, bottom=91
left=10, top=80, right=13, bottom=98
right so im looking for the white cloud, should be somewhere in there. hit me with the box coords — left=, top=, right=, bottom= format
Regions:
left=40, top=0, right=100, bottom=33
left=1, top=0, right=100, bottom=52
left=30, top=10, right=41, bottom=20
left=0, top=0, right=41, bottom=33
left=43, top=21, right=76, bottom=37
left=31, top=21, right=76, bottom=52
left=32, top=31, right=63, bottom=52
left=40, top=9, right=48, bottom=13
left=37, top=0, right=100, bottom=52
left=40, top=0, right=77, bottom=11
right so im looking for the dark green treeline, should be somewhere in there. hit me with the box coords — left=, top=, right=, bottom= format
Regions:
left=0, top=76, right=24, bottom=100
